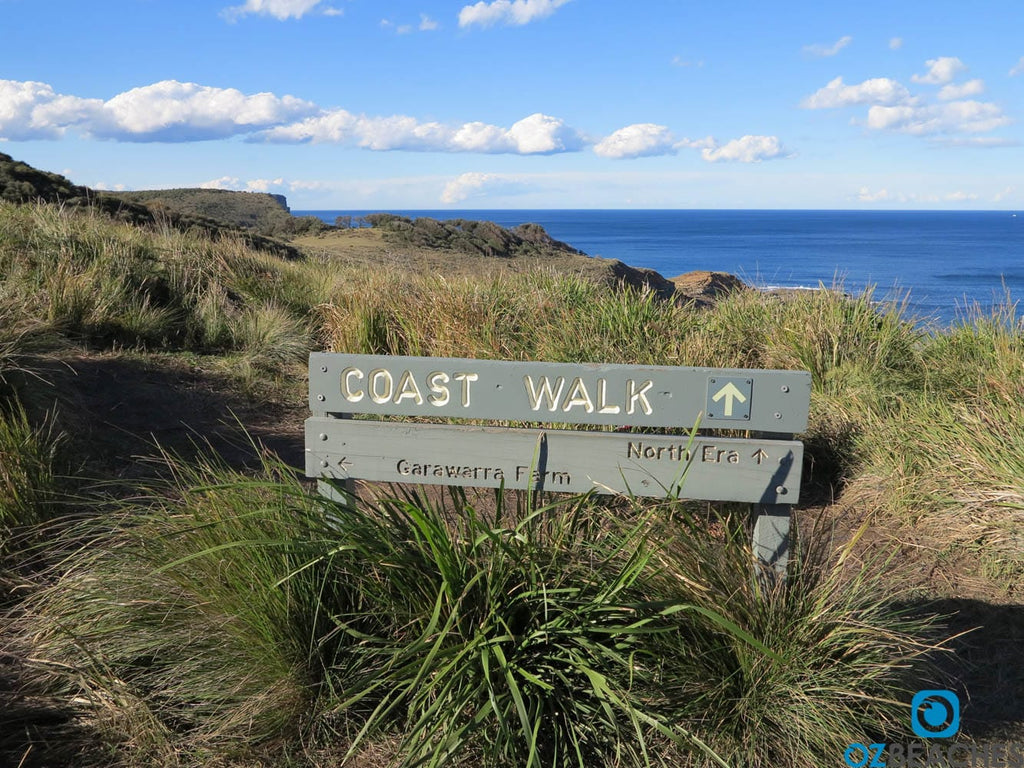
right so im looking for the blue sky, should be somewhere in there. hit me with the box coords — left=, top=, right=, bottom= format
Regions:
left=2, top=0, right=1022, bottom=209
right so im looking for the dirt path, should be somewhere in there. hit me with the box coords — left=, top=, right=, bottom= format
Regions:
left=28, top=351, right=307, bottom=483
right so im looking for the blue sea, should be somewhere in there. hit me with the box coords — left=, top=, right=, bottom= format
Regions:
left=295, top=209, right=1024, bottom=327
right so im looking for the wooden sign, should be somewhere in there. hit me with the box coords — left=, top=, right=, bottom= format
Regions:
left=305, top=353, right=813, bottom=577
left=306, top=418, right=803, bottom=503
left=309, top=353, right=811, bottom=433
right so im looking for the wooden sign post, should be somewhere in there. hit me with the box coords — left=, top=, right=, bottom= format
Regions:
left=306, top=353, right=811, bottom=576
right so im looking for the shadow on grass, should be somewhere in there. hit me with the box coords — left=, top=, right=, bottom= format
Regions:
left=17, top=352, right=306, bottom=483
left=920, top=597, right=1024, bottom=737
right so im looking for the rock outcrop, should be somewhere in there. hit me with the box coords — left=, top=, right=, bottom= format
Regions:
left=670, top=271, right=748, bottom=308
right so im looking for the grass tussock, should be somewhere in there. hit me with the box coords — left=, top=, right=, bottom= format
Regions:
left=18, top=455, right=942, bottom=768
left=0, top=202, right=315, bottom=378
left=21, top=454, right=339, bottom=765
left=0, top=402, right=63, bottom=562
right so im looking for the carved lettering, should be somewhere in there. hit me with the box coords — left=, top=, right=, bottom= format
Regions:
left=561, top=377, right=595, bottom=413
left=596, top=378, right=621, bottom=414
left=515, top=465, right=571, bottom=486
left=427, top=371, right=450, bottom=406
left=341, top=367, right=364, bottom=402
left=396, top=458, right=505, bottom=480
left=701, top=446, right=740, bottom=464
left=394, top=369, right=424, bottom=404
left=626, top=441, right=692, bottom=462
left=626, top=379, right=654, bottom=415
left=368, top=368, right=393, bottom=404
left=524, top=375, right=564, bottom=411
left=453, top=372, right=478, bottom=407
left=338, top=367, right=476, bottom=408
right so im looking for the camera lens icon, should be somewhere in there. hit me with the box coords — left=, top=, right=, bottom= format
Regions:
left=911, top=690, right=960, bottom=739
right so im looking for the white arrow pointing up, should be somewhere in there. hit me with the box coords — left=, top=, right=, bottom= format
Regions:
left=712, top=382, right=747, bottom=417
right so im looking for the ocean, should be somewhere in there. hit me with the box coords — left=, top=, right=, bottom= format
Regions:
left=295, top=209, right=1024, bottom=327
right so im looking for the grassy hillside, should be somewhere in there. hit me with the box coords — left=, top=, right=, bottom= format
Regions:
left=0, top=173, right=1022, bottom=767
left=110, top=187, right=328, bottom=238
left=294, top=219, right=678, bottom=297
left=0, top=152, right=302, bottom=258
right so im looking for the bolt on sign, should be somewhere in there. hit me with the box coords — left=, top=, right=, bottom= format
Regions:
left=306, top=353, right=812, bottom=573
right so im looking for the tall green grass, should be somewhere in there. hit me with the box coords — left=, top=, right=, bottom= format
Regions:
left=320, top=271, right=1024, bottom=587
left=22, top=453, right=340, bottom=765
left=0, top=201, right=314, bottom=371
left=0, top=403, right=62, bottom=564
left=20, top=453, right=944, bottom=768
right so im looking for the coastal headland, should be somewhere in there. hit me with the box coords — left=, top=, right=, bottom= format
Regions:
left=1, top=153, right=1021, bottom=768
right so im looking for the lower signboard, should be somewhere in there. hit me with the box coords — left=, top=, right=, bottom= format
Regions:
left=305, top=418, right=803, bottom=504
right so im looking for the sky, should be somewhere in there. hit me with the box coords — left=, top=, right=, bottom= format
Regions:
left=1, top=0, right=1023, bottom=209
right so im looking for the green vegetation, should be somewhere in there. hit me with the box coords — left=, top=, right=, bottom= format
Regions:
left=0, top=152, right=302, bottom=258
left=364, top=213, right=581, bottom=258
left=111, top=188, right=328, bottom=239
left=16, top=458, right=939, bottom=768
left=0, top=201, right=315, bottom=376
left=0, top=159, right=1021, bottom=766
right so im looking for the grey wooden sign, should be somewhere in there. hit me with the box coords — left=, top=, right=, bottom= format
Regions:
left=305, top=353, right=812, bottom=578
left=309, top=353, right=811, bottom=433
left=306, top=418, right=803, bottom=504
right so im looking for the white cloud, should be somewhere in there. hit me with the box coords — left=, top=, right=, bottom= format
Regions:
left=200, top=176, right=243, bottom=190
left=458, top=0, right=571, bottom=28
left=0, top=79, right=319, bottom=142
left=0, top=78, right=786, bottom=166
left=505, top=113, right=583, bottom=153
left=383, top=14, right=439, bottom=33
left=1010, top=57, right=1024, bottom=77
left=930, top=136, right=1019, bottom=148
left=938, top=79, right=984, bottom=100
left=993, top=186, right=1015, bottom=202
left=222, top=0, right=331, bottom=21
left=855, top=186, right=986, bottom=205
left=857, top=186, right=893, bottom=202
left=441, top=172, right=529, bottom=203
left=671, top=55, right=704, bottom=68
left=0, top=79, right=315, bottom=143
left=197, top=176, right=302, bottom=193
left=0, top=79, right=101, bottom=139
left=701, top=135, right=786, bottom=163
left=866, top=100, right=1010, bottom=136
left=449, top=121, right=510, bottom=152
left=802, top=61, right=1012, bottom=145
left=92, top=81, right=318, bottom=141
left=801, top=76, right=912, bottom=109
left=911, top=57, right=966, bottom=85
left=246, top=177, right=286, bottom=192
left=593, top=124, right=677, bottom=158
left=803, top=35, right=852, bottom=58
left=889, top=37, right=903, bottom=50
left=262, top=109, right=583, bottom=154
